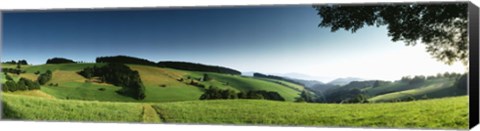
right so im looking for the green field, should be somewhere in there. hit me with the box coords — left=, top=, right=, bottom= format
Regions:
left=365, top=78, right=464, bottom=102
left=2, top=63, right=303, bottom=102
left=1, top=93, right=468, bottom=129
left=2, top=93, right=143, bottom=122
left=1, top=63, right=469, bottom=129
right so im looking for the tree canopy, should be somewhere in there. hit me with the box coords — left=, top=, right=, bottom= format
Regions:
left=77, top=63, right=146, bottom=100
left=313, top=3, right=468, bottom=65
left=46, top=57, right=76, bottom=64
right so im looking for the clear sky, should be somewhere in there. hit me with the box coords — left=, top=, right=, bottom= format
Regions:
left=1, top=5, right=466, bottom=82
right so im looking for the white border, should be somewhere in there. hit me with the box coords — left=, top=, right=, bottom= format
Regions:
left=0, top=0, right=478, bottom=131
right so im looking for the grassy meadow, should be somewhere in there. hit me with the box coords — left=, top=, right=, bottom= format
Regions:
left=2, top=93, right=143, bottom=122
left=0, top=63, right=469, bottom=129
left=3, top=63, right=302, bottom=102
left=1, top=93, right=468, bottom=129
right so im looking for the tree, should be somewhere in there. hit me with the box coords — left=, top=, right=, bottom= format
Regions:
left=37, top=70, right=53, bottom=85
left=202, top=74, right=210, bottom=81
left=1, top=83, right=9, bottom=92
left=77, top=63, right=146, bottom=100
left=18, top=60, right=28, bottom=65
left=18, top=77, right=40, bottom=90
left=454, top=73, right=467, bottom=91
left=409, top=75, right=426, bottom=84
left=314, top=3, right=468, bottom=65
left=298, top=90, right=314, bottom=102
left=5, top=80, right=17, bottom=92
left=15, top=62, right=22, bottom=75
left=4, top=72, right=13, bottom=81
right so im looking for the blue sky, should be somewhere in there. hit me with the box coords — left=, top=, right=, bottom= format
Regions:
left=1, top=5, right=465, bottom=82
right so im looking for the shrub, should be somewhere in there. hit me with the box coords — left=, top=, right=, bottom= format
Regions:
left=37, top=70, right=53, bottom=85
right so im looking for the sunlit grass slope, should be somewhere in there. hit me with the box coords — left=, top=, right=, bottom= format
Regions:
left=2, top=63, right=302, bottom=102
left=2, top=93, right=143, bottom=122
left=366, top=78, right=464, bottom=102
left=153, top=96, right=468, bottom=129
left=1, top=93, right=468, bottom=129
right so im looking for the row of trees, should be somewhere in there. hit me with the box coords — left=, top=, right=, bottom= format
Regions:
left=2, top=60, right=28, bottom=65
left=2, top=68, right=25, bottom=75
left=46, top=57, right=76, bottom=64
left=157, top=61, right=241, bottom=75
left=199, top=86, right=285, bottom=101
left=295, top=90, right=316, bottom=102
left=77, top=63, right=146, bottom=100
left=253, top=73, right=305, bottom=87
left=399, top=72, right=464, bottom=84
left=2, top=77, right=40, bottom=92
left=316, top=72, right=467, bottom=103
left=95, top=55, right=242, bottom=75
left=96, top=55, right=157, bottom=66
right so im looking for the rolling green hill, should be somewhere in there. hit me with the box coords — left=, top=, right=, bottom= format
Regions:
left=2, top=63, right=303, bottom=102
left=365, top=78, right=464, bottom=102
left=1, top=93, right=468, bottom=129
left=1, top=62, right=470, bottom=129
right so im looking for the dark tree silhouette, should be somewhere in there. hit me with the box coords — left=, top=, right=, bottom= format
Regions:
left=46, top=57, right=76, bottom=64
left=18, top=60, right=28, bottom=65
left=77, top=63, right=146, bottom=100
left=314, top=3, right=468, bottom=65
left=37, top=70, right=53, bottom=85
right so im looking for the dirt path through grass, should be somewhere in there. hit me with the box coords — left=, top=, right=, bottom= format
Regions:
left=142, top=104, right=162, bottom=123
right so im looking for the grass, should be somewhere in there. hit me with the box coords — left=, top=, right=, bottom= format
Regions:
left=7, top=63, right=301, bottom=102
left=40, top=82, right=138, bottom=102
left=368, top=82, right=465, bottom=102
left=0, top=73, right=6, bottom=83
left=152, top=96, right=468, bottom=129
left=1, top=93, right=468, bottom=129
left=2, top=93, right=143, bottom=122
left=143, top=86, right=203, bottom=102
left=8, top=90, right=56, bottom=99
left=1, top=64, right=26, bottom=68
left=206, top=73, right=301, bottom=101
left=364, top=78, right=454, bottom=97
left=23, top=63, right=105, bottom=73
left=142, top=104, right=162, bottom=123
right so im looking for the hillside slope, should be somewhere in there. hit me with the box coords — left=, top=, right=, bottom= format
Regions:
left=1, top=93, right=468, bottom=129
left=2, top=63, right=302, bottom=102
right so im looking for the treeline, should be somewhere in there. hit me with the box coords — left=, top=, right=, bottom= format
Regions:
left=96, top=55, right=157, bottom=66
left=1, top=69, right=54, bottom=92
left=78, top=63, right=146, bottom=100
left=46, top=57, right=76, bottom=64
left=157, top=61, right=241, bottom=75
left=95, top=55, right=241, bottom=75
left=253, top=73, right=305, bottom=86
left=2, top=60, right=28, bottom=65
left=2, top=68, right=25, bottom=75
left=199, top=86, right=285, bottom=101
left=2, top=78, right=40, bottom=92
left=398, top=72, right=464, bottom=84
left=1, top=72, right=41, bottom=92
left=316, top=72, right=467, bottom=104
